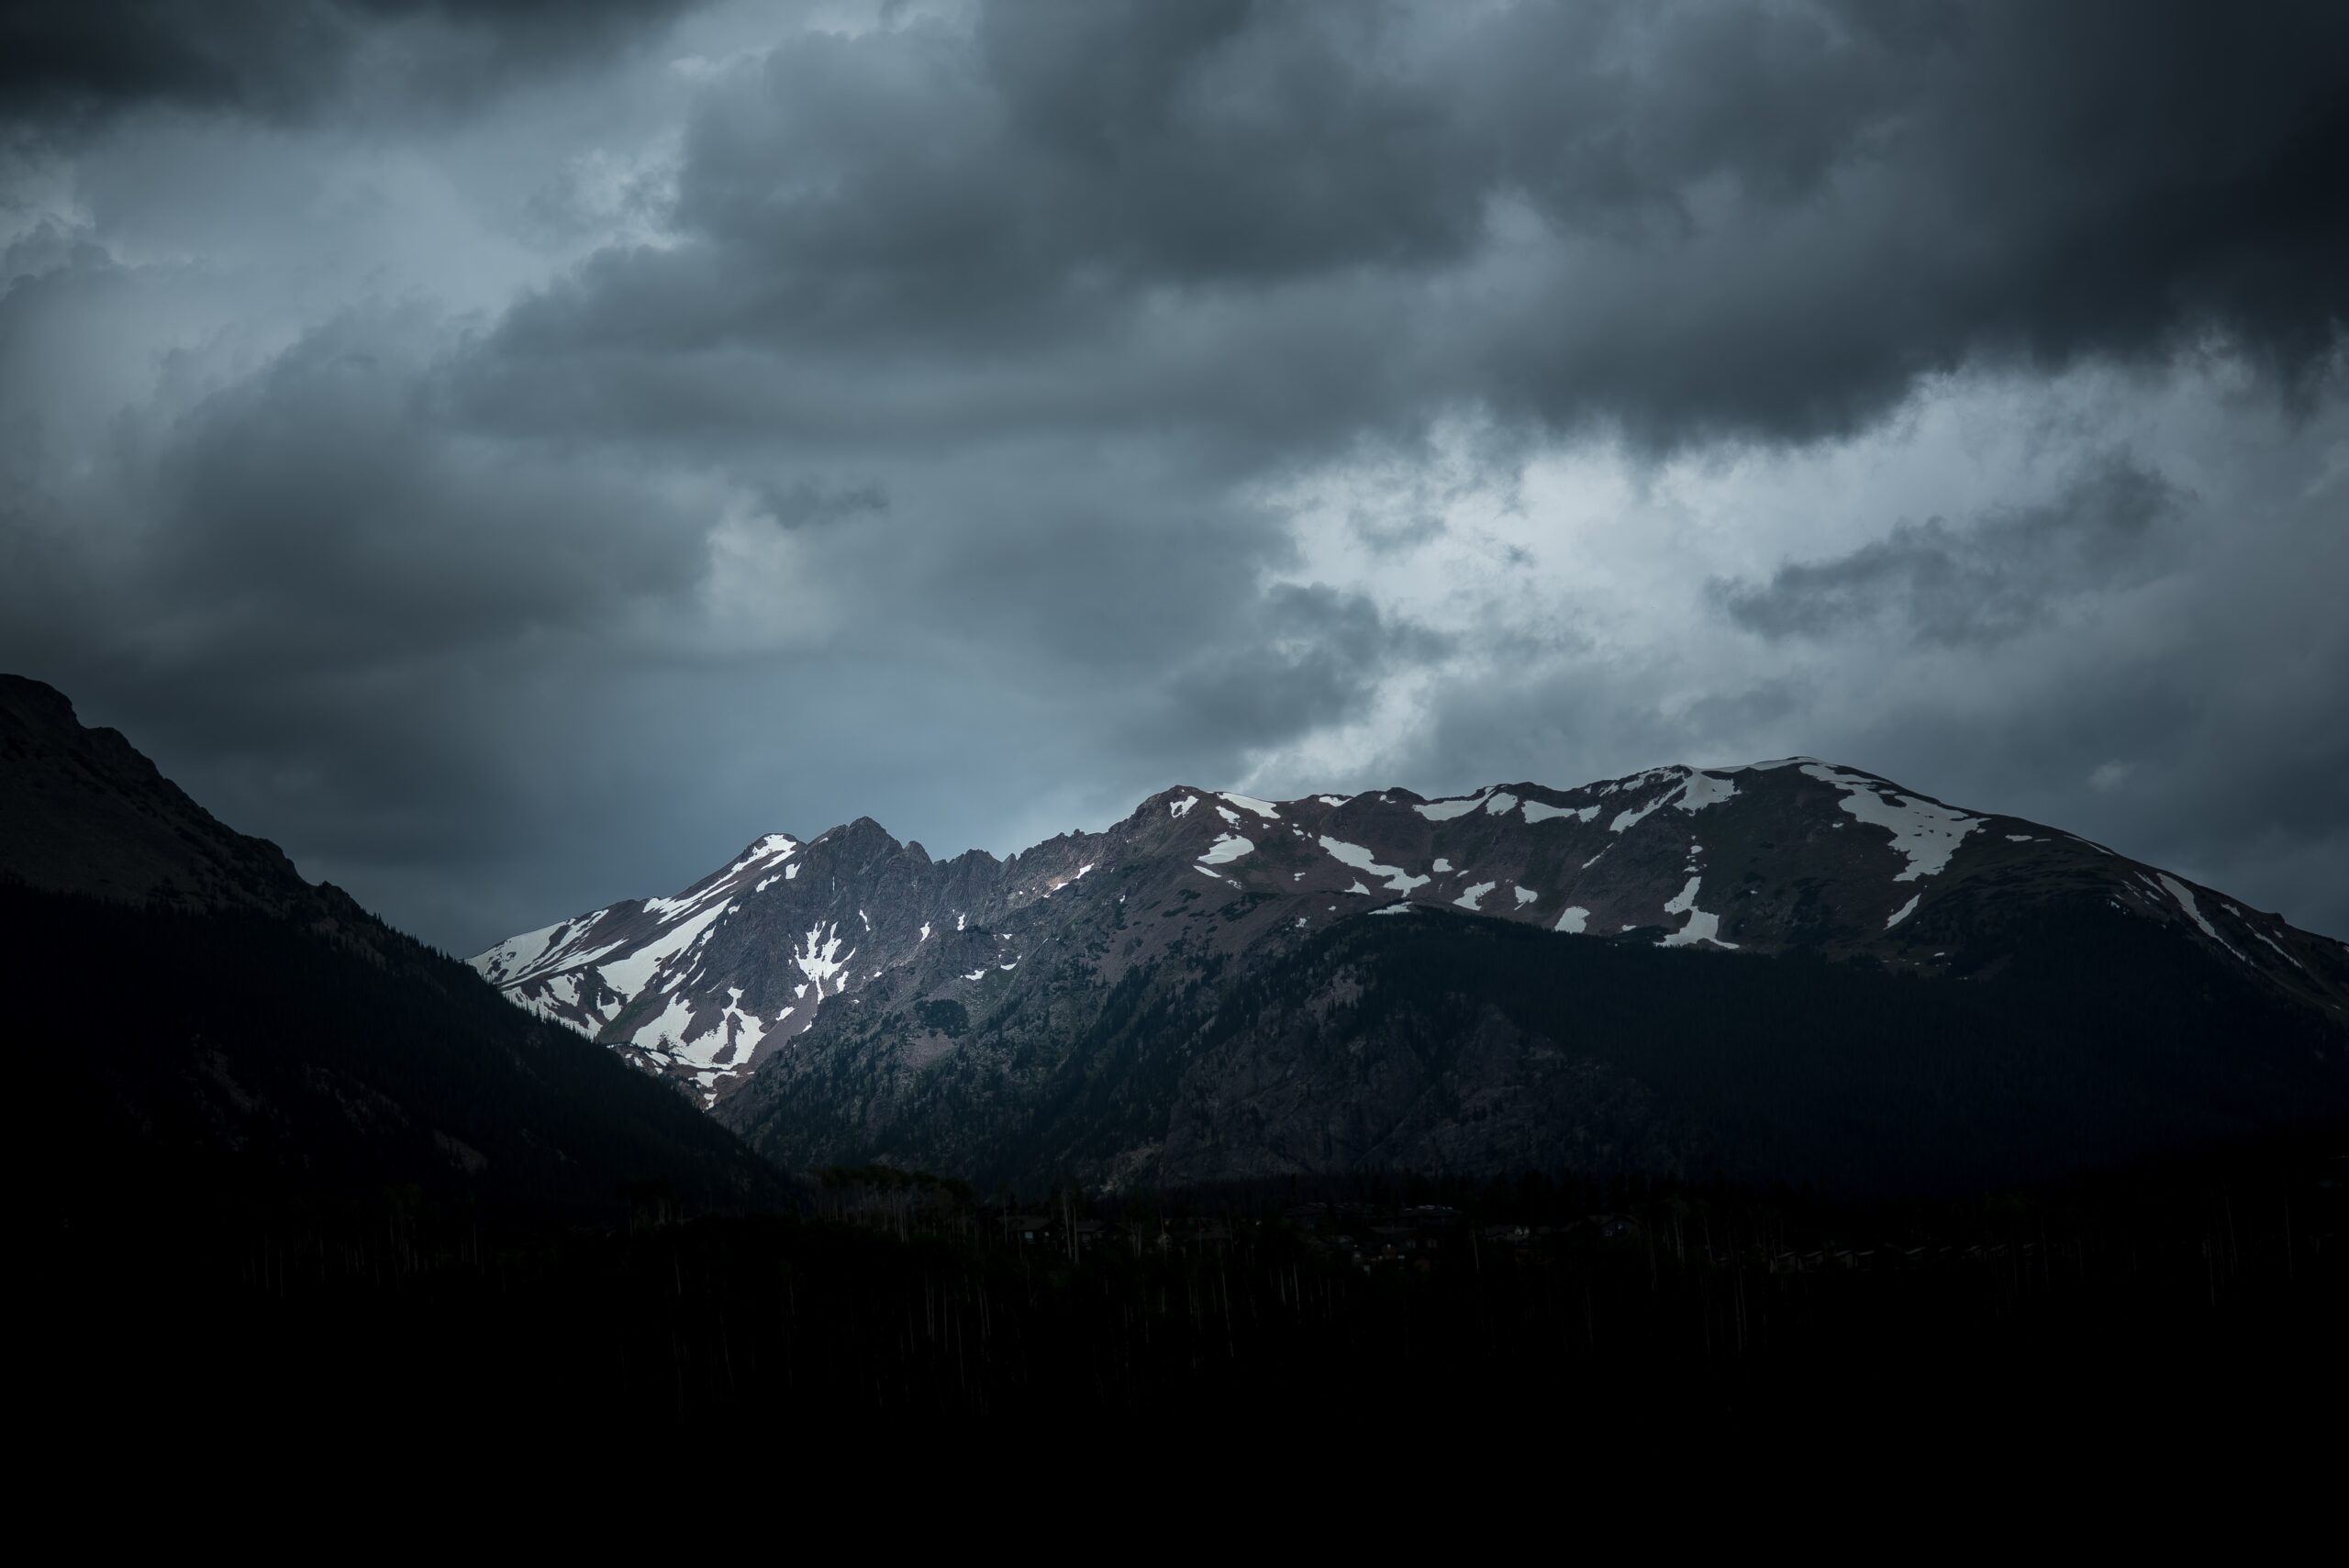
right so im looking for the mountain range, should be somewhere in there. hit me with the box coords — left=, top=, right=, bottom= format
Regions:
left=6, top=659, right=2342, bottom=1207
left=473, top=759, right=2349, bottom=1195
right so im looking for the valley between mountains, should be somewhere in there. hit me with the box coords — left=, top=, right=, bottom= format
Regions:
left=474, top=762, right=2349, bottom=1195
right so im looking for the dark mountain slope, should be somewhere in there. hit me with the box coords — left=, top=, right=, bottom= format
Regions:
left=722, top=900, right=2348, bottom=1196
left=1, top=675, right=785, bottom=1221
left=1157, top=906, right=2349, bottom=1194
left=1, top=673, right=312, bottom=917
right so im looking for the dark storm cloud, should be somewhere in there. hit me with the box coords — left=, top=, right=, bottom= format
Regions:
left=147, top=310, right=708, bottom=666
left=472, top=0, right=2349, bottom=459
left=756, top=479, right=888, bottom=530
left=1464, top=0, right=2349, bottom=444
left=0, top=261, right=715, bottom=898
left=1714, top=456, right=2187, bottom=647
left=0, top=0, right=698, bottom=127
left=1151, top=583, right=1453, bottom=754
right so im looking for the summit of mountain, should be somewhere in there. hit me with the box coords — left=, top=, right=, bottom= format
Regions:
left=473, top=757, right=2349, bottom=1195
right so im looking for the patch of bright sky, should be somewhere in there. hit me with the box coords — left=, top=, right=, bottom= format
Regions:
left=1230, top=356, right=2310, bottom=806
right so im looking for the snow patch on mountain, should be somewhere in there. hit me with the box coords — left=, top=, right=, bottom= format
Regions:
left=471, top=915, right=603, bottom=987
left=1609, top=770, right=1735, bottom=835
left=1320, top=837, right=1430, bottom=895
left=1676, top=773, right=1737, bottom=813
left=2157, top=873, right=2249, bottom=964
left=1609, top=796, right=1668, bottom=834
left=641, top=835, right=797, bottom=920
left=1608, top=776, right=1686, bottom=833
left=1414, top=791, right=1490, bottom=821
left=629, top=991, right=702, bottom=1055
left=795, top=921, right=853, bottom=998
left=1800, top=763, right=1982, bottom=880
left=2250, top=928, right=2306, bottom=971
left=1453, top=881, right=1498, bottom=911
left=1659, top=876, right=1738, bottom=949
left=599, top=899, right=732, bottom=999
left=1199, top=833, right=1254, bottom=867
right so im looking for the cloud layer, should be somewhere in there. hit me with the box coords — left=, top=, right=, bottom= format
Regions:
left=1713, top=455, right=2187, bottom=648
left=3, top=0, right=2345, bottom=947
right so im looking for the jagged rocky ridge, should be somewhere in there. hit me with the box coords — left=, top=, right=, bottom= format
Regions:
left=475, top=762, right=2349, bottom=1193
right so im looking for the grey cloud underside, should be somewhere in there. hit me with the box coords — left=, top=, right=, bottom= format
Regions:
left=476, top=0, right=2349, bottom=454
left=1713, top=455, right=2187, bottom=648
left=2, top=0, right=2347, bottom=952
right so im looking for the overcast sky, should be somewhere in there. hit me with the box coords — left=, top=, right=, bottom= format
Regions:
left=4, top=0, right=2345, bottom=951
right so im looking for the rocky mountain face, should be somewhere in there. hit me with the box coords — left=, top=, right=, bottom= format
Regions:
left=475, top=761, right=2349, bottom=1194
left=1, top=675, right=784, bottom=1218
left=3, top=675, right=314, bottom=917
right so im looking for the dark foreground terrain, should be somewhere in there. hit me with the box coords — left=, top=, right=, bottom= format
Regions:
left=36, top=1135, right=2343, bottom=1450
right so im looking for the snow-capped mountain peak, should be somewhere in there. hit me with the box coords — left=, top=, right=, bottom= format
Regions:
left=472, top=762, right=2348, bottom=1111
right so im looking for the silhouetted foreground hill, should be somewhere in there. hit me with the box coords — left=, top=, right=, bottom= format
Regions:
left=3, top=674, right=785, bottom=1224
left=12, top=883, right=786, bottom=1224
